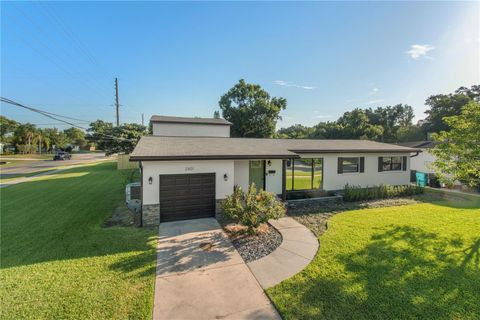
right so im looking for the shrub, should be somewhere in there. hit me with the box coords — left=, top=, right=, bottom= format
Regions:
left=221, top=183, right=286, bottom=234
left=343, top=184, right=424, bottom=202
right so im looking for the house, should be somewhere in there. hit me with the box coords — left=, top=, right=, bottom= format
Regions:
left=130, top=116, right=418, bottom=226
left=397, top=141, right=439, bottom=174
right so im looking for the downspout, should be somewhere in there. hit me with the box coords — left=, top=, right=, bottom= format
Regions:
left=410, top=151, right=421, bottom=158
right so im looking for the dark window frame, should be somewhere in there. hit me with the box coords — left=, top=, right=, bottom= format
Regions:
left=341, top=157, right=360, bottom=173
left=381, top=156, right=403, bottom=171
left=286, top=158, right=323, bottom=191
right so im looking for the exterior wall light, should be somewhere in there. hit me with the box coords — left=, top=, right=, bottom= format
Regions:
left=223, top=174, right=228, bottom=181
left=148, top=177, right=153, bottom=185
left=267, top=160, right=272, bottom=166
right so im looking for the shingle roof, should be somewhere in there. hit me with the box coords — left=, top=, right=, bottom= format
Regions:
left=396, top=141, right=440, bottom=149
left=150, top=115, right=232, bottom=125
left=130, top=136, right=418, bottom=161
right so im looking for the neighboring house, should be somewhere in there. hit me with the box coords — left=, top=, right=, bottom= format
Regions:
left=130, top=115, right=418, bottom=226
left=397, top=141, right=439, bottom=174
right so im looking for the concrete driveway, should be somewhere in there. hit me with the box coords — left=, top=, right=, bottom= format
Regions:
left=154, top=218, right=280, bottom=320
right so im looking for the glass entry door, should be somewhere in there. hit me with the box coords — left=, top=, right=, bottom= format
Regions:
left=249, top=160, right=265, bottom=190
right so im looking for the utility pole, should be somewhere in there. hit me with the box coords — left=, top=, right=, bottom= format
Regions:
left=115, top=77, right=120, bottom=126
left=142, top=113, right=144, bottom=126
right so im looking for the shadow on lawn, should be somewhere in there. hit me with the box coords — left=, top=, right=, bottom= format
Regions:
left=0, top=162, right=157, bottom=277
left=294, top=226, right=480, bottom=319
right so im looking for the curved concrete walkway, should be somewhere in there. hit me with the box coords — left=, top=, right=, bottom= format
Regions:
left=247, top=217, right=319, bottom=289
left=154, top=218, right=281, bottom=320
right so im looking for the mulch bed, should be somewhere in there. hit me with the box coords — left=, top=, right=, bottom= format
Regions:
left=222, top=223, right=282, bottom=263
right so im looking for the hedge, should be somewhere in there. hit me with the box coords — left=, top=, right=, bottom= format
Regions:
left=343, top=184, right=424, bottom=202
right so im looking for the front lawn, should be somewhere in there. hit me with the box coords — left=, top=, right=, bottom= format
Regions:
left=0, top=162, right=157, bottom=319
left=268, top=196, right=480, bottom=319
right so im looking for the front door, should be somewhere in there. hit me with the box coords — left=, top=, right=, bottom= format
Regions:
left=249, top=160, right=265, bottom=190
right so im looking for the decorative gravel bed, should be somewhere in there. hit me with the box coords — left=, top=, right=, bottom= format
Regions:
left=222, top=223, right=282, bottom=263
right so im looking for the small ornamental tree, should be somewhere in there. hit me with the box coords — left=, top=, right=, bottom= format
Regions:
left=431, top=101, right=480, bottom=189
left=221, top=183, right=286, bottom=234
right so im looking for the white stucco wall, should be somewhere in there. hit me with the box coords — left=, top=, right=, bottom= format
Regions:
left=142, top=160, right=234, bottom=205
left=265, top=159, right=283, bottom=194
left=141, top=153, right=411, bottom=205
left=410, top=149, right=436, bottom=173
left=299, top=153, right=411, bottom=191
left=233, top=160, right=249, bottom=191
left=152, top=122, right=230, bottom=137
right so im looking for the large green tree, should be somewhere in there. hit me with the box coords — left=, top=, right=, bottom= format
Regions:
left=336, top=108, right=384, bottom=140
left=87, top=121, right=146, bottom=155
left=423, top=85, right=478, bottom=133
left=366, top=104, right=415, bottom=142
left=431, top=101, right=480, bottom=188
left=277, top=124, right=313, bottom=139
left=0, top=116, right=18, bottom=143
left=219, top=79, right=287, bottom=138
left=64, top=127, right=86, bottom=148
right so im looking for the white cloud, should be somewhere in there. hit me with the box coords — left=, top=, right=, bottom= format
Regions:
left=368, top=87, right=379, bottom=95
left=274, top=80, right=315, bottom=90
left=365, top=99, right=385, bottom=105
left=406, top=44, right=435, bottom=60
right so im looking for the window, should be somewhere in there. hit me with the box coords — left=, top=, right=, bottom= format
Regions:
left=342, top=157, right=359, bottom=173
left=313, top=159, right=323, bottom=189
left=380, top=156, right=403, bottom=171
left=337, top=157, right=365, bottom=174
left=293, top=159, right=312, bottom=190
left=286, top=159, right=293, bottom=191
left=286, top=158, right=323, bottom=191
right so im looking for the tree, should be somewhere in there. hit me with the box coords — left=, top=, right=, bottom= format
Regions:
left=12, top=123, right=37, bottom=153
left=86, top=120, right=114, bottom=151
left=0, top=116, right=18, bottom=143
left=396, top=124, right=425, bottom=142
left=277, top=124, right=313, bottom=139
left=219, top=79, right=287, bottom=138
left=365, top=104, right=414, bottom=142
left=311, top=121, right=346, bottom=139
left=336, top=108, right=384, bottom=140
left=423, top=85, right=477, bottom=133
left=87, top=121, right=146, bottom=155
left=63, top=127, right=86, bottom=148
left=431, top=101, right=480, bottom=188
left=213, top=110, right=220, bottom=119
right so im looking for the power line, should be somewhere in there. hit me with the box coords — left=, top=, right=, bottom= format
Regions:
left=0, top=97, right=135, bottom=142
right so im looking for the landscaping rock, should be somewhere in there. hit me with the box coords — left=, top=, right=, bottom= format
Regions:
left=222, top=223, right=282, bottom=263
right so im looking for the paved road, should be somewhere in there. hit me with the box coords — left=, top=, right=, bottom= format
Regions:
left=0, top=153, right=107, bottom=177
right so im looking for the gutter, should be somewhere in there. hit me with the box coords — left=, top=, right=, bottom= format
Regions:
left=410, top=151, right=421, bottom=158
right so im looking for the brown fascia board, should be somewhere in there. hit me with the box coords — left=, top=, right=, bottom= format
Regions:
left=291, top=148, right=420, bottom=153
left=129, top=154, right=299, bottom=161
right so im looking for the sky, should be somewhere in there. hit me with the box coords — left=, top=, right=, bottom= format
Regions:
left=1, top=1, right=479, bottom=129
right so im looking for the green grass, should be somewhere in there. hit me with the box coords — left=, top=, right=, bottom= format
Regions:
left=0, top=168, right=60, bottom=182
left=268, top=198, right=480, bottom=320
left=0, top=162, right=157, bottom=319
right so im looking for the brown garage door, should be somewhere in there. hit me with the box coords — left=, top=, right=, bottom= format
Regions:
left=159, top=173, right=216, bottom=222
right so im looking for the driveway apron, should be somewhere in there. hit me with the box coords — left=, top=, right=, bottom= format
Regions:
left=153, top=218, right=280, bottom=320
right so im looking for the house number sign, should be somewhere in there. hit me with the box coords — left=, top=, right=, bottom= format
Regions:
left=185, top=167, right=195, bottom=171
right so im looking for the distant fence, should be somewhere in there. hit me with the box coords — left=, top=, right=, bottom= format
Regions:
left=117, top=154, right=139, bottom=170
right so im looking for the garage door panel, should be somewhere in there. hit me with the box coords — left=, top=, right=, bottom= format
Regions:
left=159, top=173, right=216, bottom=222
